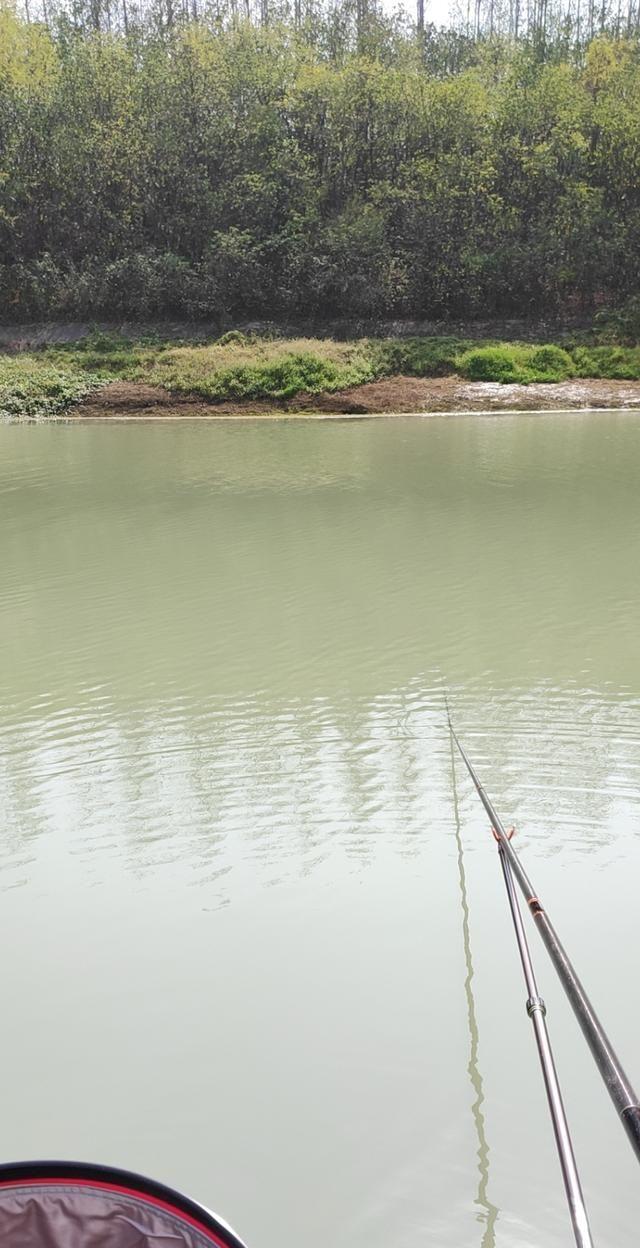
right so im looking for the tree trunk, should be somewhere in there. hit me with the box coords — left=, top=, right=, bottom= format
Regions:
left=357, top=0, right=367, bottom=51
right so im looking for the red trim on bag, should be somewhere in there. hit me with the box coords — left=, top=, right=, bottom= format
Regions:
left=0, top=1176, right=233, bottom=1247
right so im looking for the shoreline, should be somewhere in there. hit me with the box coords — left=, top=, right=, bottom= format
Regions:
left=58, top=377, right=640, bottom=421
left=57, top=407, right=640, bottom=423
left=6, top=335, right=640, bottom=424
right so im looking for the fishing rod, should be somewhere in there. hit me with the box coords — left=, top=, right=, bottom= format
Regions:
left=446, top=705, right=640, bottom=1168
left=447, top=712, right=593, bottom=1248
left=494, top=836, right=593, bottom=1247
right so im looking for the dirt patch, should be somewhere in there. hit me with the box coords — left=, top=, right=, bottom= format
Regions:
left=293, top=376, right=640, bottom=413
left=69, top=376, right=640, bottom=420
left=71, top=381, right=279, bottom=419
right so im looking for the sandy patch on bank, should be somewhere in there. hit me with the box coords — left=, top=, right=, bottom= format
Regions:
left=69, top=376, right=640, bottom=420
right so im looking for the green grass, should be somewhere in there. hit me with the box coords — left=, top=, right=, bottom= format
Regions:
left=371, top=336, right=472, bottom=378
left=0, top=356, right=105, bottom=420
left=456, top=343, right=577, bottom=383
left=3, top=328, right=640, bottom=417
left=452, top=341, right=640, bottom=384
left=140, top=338, right=377, bottom=399
left=570, top=345, right=640, bottom=380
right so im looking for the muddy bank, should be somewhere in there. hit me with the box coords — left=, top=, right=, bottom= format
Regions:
left=69, top=376, right=640, bottom=419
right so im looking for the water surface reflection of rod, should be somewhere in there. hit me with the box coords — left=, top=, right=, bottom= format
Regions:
left=446, top=709, right=640, bottom=1166
left=446, top=713, right=593, bottom=1248
left=448, top=729, right=499, bottom=1246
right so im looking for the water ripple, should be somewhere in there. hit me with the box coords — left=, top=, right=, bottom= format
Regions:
left=2, top=417, right=640, bottom=1247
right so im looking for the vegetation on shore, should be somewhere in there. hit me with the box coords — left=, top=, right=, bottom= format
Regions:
left=4, top=329, right=640, bottom=418
left=3, top=0, right=640, bottom=326
left=0, top=355, right=103, bottom=420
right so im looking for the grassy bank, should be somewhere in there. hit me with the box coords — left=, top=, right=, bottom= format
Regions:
left=0, top=355, right=104, bottom=421
left=4, top=331, right=640, bottom=419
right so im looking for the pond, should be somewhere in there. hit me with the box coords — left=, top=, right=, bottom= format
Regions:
left=1, top=413, right=639, bottom=1247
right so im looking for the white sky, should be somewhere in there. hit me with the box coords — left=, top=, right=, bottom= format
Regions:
left=386, top=0, right=458, bottom=29
left=430, top=0, right=456, bottom=23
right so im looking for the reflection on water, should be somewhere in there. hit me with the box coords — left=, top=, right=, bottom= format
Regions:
left=449, top=728, right=499, bottom=1247
left=1, top=416, right=640, bottom=1247
left=3, top=687, right=639, bottom=897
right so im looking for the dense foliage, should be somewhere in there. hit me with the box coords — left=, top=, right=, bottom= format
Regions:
left=2, top=0, right=640, bottom=323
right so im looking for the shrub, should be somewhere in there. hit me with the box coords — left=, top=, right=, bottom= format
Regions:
left=144, top=337, right=377, bottom=400
left=373, top=337, right=470, bottom=378
left=456, top=346, right=523, bottom=382
left=0, top=359, right=104, bottom=419
left=526, top=345, right=573, bottom=381
left=457, top=343, right=579, bottom=384
left=570, top=345, right=640, bottom=380
left=595, top=297, right=640, bottom=345
left=186, top=352, right=374, bottom=401
left=216, top=330, right=250, bottom=347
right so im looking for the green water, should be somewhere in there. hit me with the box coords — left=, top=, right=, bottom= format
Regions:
left=1, top=414, right=639, bottom=1247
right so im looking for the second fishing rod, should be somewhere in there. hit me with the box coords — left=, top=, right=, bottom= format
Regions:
left=447, top=708, right=640, bottom=1164
left=493, top=820, right=593, bottom=1248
